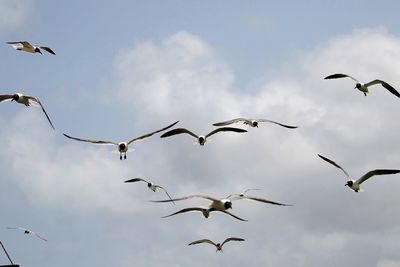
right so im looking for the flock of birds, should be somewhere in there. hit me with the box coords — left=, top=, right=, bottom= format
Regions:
left=2, top=40, right=400, bottom=255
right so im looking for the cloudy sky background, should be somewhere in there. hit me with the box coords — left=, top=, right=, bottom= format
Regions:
left=1, top=1, right=400, bottom=266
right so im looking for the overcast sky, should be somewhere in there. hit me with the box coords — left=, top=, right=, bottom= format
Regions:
left=1, top=1, right=400, bottom=267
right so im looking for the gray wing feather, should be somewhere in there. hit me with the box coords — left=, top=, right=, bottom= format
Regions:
left=221, top=237, right=245, bottom=247
left=63, top=133, right=117, bottom=145
left=324, top=73, right=359, bottom=83
left=151, top=194, right=218, bottom=203
left=128, top=120, right=179, bottom=144
left=155, top=186, right=175, bottom=205
left=0, top=94, right=13, bottom=102
left=124, top=178, right=148, bottom=183
left=357, top=169, right=400, bottom=185
left=242, top=196, right=291, bottom=206
left=162, top=207, right=204, bottom=218
left=206, top=127, right=247, bottom=138
left=188, top=239, right=217, bottom=247
left=256, top=119, right=298, bottom=129
left=364, top=80, right=400, bottom=98
left=38, top=46, right=56, bottom=55
left=214, top=209, right=248, bottom=221
left=212, top=118, right=249, bottom=126
left=160, top=128, right=198, bottom=139
left=318, top=154, right=350, bottom=179
left=27, top=96, right=55, bottom=130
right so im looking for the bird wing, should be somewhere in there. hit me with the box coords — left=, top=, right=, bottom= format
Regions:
left=243, top=188, right=261, bottom=194
left=213, top=209, right=248, bottom=221
left=7, top=41, right=33, bottom=48
left=188, top=239, right=217, bottom=247
left=324, top=73, right=359, bottom=83
left=38, top=46, right=56, bottom=55
left=161, top=207, right=204, bottom=218
left=221, top=237, right=245, bottom=247
left=32, top=232, right=48, bottom=242
left=128, top=121, right=179, bottom=144
left=356, top=169, right=400, bottom=185
left=256, top=119, right=298, bottom=129
left=6, top=227, right=23, bottom=230
left=63, top=133, right=117, bottom=145
left=318, top=154, right=350, bottom=179
left=241, top=196, right=291, bottom=206
left=26, top=96, right=55, bottom=130
left=6, top=41, right=23, bottom=44
left=151, top=194, right=218, bottom=203
left=212, top=118, right=249, bottom=126
left=205, top=127, right=247, bottom=138
left=19, top=41, right=34, bottom=48
left=0, top=94, right=13, bottom=102
left=364, top=80, right=400, bottom=98
left=226, top=188, right=261, bottom=199
left=160, top=128, right=199, bottom=139
left=154, top=185, right=176, bottom=205
left=124, top=178, right=148, bottom=183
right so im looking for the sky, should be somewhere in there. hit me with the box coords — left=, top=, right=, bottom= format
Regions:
left=1, top=1, right=400, bottom=266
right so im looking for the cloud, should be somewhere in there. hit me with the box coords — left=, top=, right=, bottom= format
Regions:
left=2, top=28, right=400, bottom=266
left=0, top=0, right=33, bottom=31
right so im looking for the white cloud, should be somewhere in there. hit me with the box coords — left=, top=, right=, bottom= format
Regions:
left=2, top=28, right=400, bottom=267
left=0, top=0, right=33, bottom=31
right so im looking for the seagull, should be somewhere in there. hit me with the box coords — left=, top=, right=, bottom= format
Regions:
left=318, top=154, right=400, bottom=192
left=226, top=188, right=261, bottom=198
left=124, top=178, right=175, bottom=204
left=162, top=207, right=247, bottom=221
left=188, top=237, right=245, bottom=252
left=213, top=118, right=297, bottom=129
left=6, top=41, right=56, bottom=55
left=7, top=227, right=48, bottom=242
left=160, top=127, right=247, bottom=146
left=63, top=121, right=178, bottom=160
left=324, top=73, right=400, bottom=98
left=152, top=194, right=247, bottom=221
left=226, top=189, right=291, bottom=206
left=0, top=93, right=55, bottom=129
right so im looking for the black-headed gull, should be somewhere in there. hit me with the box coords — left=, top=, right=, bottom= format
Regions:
left=124, top=177, right=174, bottom=204
left=188, top=237, right=245, bottom=252
left=6, top=41, right=55, bottom=55
left=213, top=118, right=297, bottom=129
left=7, top=227, right=47, bottom=242
left=152, top=194, right=247, bottom=221
left=160, top=127, right=247, bottom=146
left=0, top=93, right=55, bottom=129
left=162, top=207, right=247, bottom=221
left=318, top=154, right=400, bottom=192
left=63, top=121, right=178, bottom=160
left=324, top=73, right=400, bottom=98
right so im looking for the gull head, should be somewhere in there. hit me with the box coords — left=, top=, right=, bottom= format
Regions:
left=11, top=94, right=19, bottom=102
left=355, top=83, right=361, bottom=89
left=148, top=183, right=156, bottom=192
left=223, top=200, right=233, bottom=209
left=34, top=47, right=43, bottom=54
left=251, top=121, right=259, bottom=127
left=118, top=142, right=128, bottom=152
left=345, top=180, right=354, bottom=187
left=198, top=136, right=206, bottom=146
